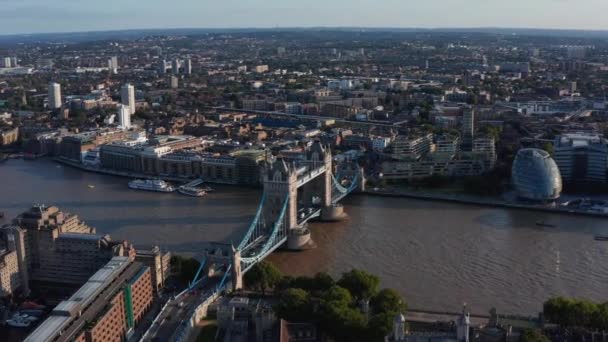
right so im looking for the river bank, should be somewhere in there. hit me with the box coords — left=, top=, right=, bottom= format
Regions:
left=365, top=188, right=608, bottom=219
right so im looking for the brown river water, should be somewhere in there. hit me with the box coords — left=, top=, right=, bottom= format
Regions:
left=1, top=159, right=607, bottom=315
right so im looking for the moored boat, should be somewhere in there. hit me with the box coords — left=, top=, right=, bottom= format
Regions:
left=128, top=179, right=175, bottom=193
left=178, top=186, right=206, bottom=197
left=594, top=235, right=608, bottom=241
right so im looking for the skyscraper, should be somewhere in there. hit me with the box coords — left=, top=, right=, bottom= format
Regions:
left=461, top=107, right=475, bottom=151
left=48, top=82, right=62, bottom=109
left=160, top=59, right=168, bottom=74
left=1, top=57, right=11, bottom=68
left=172, top=59, right=180, bottom=75
left=120, top=83, right=135, bottom=115
left=185, top=58, right=192, bottom=75
left=108, top=56, right=118, bottom=74
left=118, top=104, right=131, bottom=129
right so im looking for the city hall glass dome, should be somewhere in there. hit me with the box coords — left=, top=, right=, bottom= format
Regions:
left=512, top=148, right=563, bottom=201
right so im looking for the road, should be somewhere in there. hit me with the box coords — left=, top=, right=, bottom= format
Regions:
left=143, top=276, right=223, bottom=342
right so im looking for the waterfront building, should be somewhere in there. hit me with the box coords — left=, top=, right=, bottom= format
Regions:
left=99, top=136, right=264, bottom=185
left=432, top=135, right=459, bottom=160
left=390, top=133, right=434, bottom=161
left=382, top=137, right=496, bottom=180
left=134, top=245, right=171, bottom=293
left=0, top=205, right=135, bottom=295
left=120, top=83, right=136, bottom=115
left=25, top=257, right=154, bottom=342
left=553, top=132, right=608, bottom=184
left=48, top=82, right=62, bottom=109
left=59, top=129, right=139, bottom=163
left=118, top=104, right=131, bottom=129
left=512, top=148, right=562, bottom=201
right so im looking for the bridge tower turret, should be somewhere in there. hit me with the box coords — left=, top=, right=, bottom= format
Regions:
left=232, top=246, right=243, bottom=291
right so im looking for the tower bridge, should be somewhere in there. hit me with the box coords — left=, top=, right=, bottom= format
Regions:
left=194, top=141, right=364, bottom=290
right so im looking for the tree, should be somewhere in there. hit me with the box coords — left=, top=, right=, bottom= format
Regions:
left=274, top=288, right=311, bottom=321
left=521, top=329, right=550, bottom=342
left=371, top=288, right=407, bottom=315
left=243, top=261, right=282, bottom=294
left=544, top=297, right=602, bottom=328
left=368, top=312, right=398, bottom=341
left=337, top=269, right=380, bottom=301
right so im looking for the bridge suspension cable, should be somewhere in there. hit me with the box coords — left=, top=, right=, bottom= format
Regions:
left=237, top=192, right=267, bottom=251
left=240, top=193, right=290, bottom=270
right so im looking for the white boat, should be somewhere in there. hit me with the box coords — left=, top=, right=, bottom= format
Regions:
left=6, top=314, right=33, bottom=328
left=128, top=179, right=175, bottom=193
left=178, top=186, right=206, bottom=197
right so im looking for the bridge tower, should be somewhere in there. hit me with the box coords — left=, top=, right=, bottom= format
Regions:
left=264, top=158, right=299, bottom=231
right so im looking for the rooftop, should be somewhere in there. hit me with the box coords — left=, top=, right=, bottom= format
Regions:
left=26, top=256, right=131, bottom=342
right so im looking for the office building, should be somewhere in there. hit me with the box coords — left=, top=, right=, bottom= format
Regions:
left=48, top=82, right=62, bottom=109
left=121, top=83, right=136, bottom=115
left=0, top=205, right=135, bottom=295
left=512, top=148, right=562, bottom=201
left=108, top=56, right=118, bottom=74
left=554, top=132, right=608, bottom=184
left=118, top=104, right=131, bottom=129
left=26, top=257, right=154, bottom=342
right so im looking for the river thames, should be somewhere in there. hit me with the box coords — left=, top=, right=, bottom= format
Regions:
left=1, top=159, right=607, bottom=315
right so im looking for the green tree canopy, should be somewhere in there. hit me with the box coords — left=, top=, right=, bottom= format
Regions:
left=337, top=269, right=380, bottom=301
left=243, top=261, right=283, bottom=294
left=274, top=288, right=311, bottom=322
left=371, top=288, right=407, bottom=315
left=521, top=329, right=550, bottom=342
left=544, top=297, right=608, bottom=329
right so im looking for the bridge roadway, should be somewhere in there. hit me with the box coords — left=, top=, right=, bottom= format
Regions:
left=142, top=276, right=222, bottom=342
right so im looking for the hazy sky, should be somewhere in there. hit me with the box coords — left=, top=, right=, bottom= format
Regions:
left=2, top=0, right=608, bottom=35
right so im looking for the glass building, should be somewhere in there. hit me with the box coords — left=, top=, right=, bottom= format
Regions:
left=512, top=148, right=562, bottom=201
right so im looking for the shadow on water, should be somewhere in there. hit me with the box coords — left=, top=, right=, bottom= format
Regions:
left=87, top=214, right=253, bottom=229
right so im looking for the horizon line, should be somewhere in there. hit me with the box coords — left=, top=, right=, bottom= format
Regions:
left=3, top=25, right=608, bottom=38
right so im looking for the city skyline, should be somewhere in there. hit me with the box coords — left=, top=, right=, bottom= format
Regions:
left=3, top=0, right=608, bottom=35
